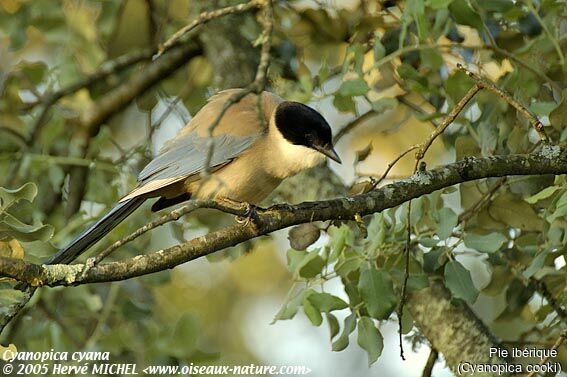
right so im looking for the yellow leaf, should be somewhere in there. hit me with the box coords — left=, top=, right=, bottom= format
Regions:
left=0, top=239, right=24, bottom=259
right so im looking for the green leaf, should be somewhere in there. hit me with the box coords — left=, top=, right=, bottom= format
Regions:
left=358, top=267, right=397, bottom=319
left=299, top=74, right=313, bottom=98
left=0, top=213, right=54, bottom=242
left=397, top=63, right=422, bottom=82
left=423, top=247, right=447, bottom=273
left=335, top=249, right=362, bottom=277
left=332, top=313, right=356, bottom=351
left=287, top=248, right=325, bottom=278
left=302, top=296, right=323, bottom=326
left=371, top=97, right=398, bottom=113
left=355, top=142, right=373, bottom=164
left=400, top=307, right=414, bottom=334
left=464, top=232, right=507, bottom=253
left=367, top=213, right=386, bottom=251
left=357, top=316, right=384, bottom=366
left=373, top=40, right=386, bottom=62
left=318, top=58, right=329, bottom=84
left=19, top=61, right=48, bottom=85
left=437, top=208, right=458, bottom=240
left=449, top=0, right=483, bottom=30
left=333, top=94, right=356, bottom=113
left=0, top=183, right=38, bottom=212
left=427, top=0, right=454, bottom=10
left=350, top=43, right=365, bottom=75
left=529, top=101, right=558, bottom=117
left=326, top=313, right=340, bottom=340
left=287, top=249, right=307, bottom=273
left=547, top=191, right=567, bottom=223
left=397, top=63, right=429, bottom=92
left=407, top=274, right=429, bottom=291
left=298, top=251, right=326, bottom=278
left=444, top=260, right=479, bottom=303
left=167, top=314, right=199, bottom=358
left=525, top=186, right=560, bottom=204
left=421, top=48, right=443, bottom=70
left=307, top=292, right=348, bottom=313
left=338, top=78, right=370, bottom=97
left=522, top=250, right=549, bottom=279
left=273, top=289, right=307, bottom=322
left=490, top=193, right=543, bottom=231
left=549, top=93, right=567, bottom=131
left=445, top=70, right=474, bottom=105
left=329, top=225, right=351, bottom=261
left=405, top=0, right=425, bottom=17
left=0, top=288, right=26, bottom=309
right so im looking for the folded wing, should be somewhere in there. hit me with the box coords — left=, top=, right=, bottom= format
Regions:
left=121, top=132, right=258, bottom=200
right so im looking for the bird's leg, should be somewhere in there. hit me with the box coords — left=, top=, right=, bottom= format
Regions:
left=216, top=197, right=258, bottom=226
left=235, top=202, right=258, bottom=226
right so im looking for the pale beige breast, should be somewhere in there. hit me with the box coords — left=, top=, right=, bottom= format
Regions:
left=185, top=146, right=282, bottom=203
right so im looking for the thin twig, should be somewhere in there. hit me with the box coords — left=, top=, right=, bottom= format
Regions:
left=458, top=177, right=506, bottom=224
left=483, top=44, right=561, bottom=94
left=92, top=199, right=249, bottom=265
left=415, top=83, right=482, bottom=160
left=422, top=347, right=439, bottom=377
left=371, top=144, right=419, bottom=189
left=529, top=278, right=567, bottom=321
left=397, top=96, right=440, bottom=128
left=157, top=0, right=263, bottom=57
left=399, top=196, right=412, bottom=361
left=457, top=64, right=549, bottom=143
left=525, top=1, right=564, bottom=66
left=20, top=48, right=155, bottom=112
left=0, top=287, right=36, bottom=335
left=333, top=110, right=377, bottom=143
left=83, top=282, right=121, bottom=349
left=38, top=299, right=81, bottom=347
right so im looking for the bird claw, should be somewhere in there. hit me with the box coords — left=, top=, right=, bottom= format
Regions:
left=235, top=202, right=258, bottom=226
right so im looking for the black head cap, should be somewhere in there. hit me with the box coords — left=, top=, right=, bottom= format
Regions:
left=274, top=101, right=341, bottom=163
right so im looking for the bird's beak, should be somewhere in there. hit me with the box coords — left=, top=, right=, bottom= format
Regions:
left=315, top=144, right=342, bottom=164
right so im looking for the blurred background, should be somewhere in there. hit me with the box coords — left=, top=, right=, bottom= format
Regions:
left=0, top=0, right=565, bottom=376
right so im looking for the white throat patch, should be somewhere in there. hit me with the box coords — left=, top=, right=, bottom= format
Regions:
left=264, top=117, right=324, bottom=178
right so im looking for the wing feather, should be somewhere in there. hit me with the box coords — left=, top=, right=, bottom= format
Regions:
left=120, top=133, right=257, bottom=201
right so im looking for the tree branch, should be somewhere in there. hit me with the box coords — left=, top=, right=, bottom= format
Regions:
left=408, top=282, right=515, bottom=377
left=157, top=0, right=263, bottom=57
left=2, top=145, right=566, bottom=287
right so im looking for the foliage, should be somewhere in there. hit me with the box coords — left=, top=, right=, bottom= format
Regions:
left=0, top=0, right=565, bottom=372
left=274, top=0, right=566, bottom=367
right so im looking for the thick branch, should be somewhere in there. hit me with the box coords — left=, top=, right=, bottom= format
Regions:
left=2, top=145, right=566, bottom=286
left=79, top=43, right=201, bottom=135
left=408, top=282, right=514, bottom=377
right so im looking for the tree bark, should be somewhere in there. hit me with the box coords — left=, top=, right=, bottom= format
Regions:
left=193, top=0, right=259, bottom=89
left=408, top=282, right=514, bottom=377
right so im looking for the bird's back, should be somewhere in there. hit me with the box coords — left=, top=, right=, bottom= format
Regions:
left=176, top=89, right=284, bottom=139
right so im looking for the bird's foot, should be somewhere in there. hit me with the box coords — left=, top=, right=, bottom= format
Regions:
left=235, top=202, right=258, bottom=226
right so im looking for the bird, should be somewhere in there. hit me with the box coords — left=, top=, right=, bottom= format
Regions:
left=45, top=89, right=341, bottom=265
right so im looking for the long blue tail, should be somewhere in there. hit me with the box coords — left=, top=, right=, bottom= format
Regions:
left=45, top=197, right=146, bottom=265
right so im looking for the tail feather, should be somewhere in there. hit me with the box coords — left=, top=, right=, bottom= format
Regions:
left=45, top=197, right=146, bottom=265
